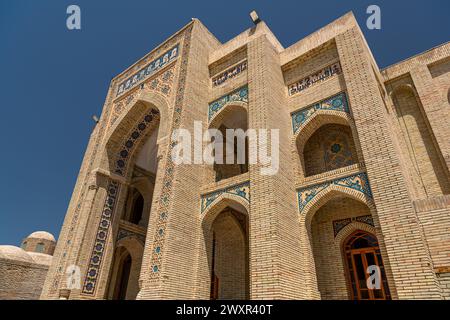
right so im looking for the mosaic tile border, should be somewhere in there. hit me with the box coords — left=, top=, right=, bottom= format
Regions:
left=114, top=109, right=160, bottom=176
left=333, top=215, right=374, bottom=237
left=208, top=86, right=248, bottom=121
left=110, top=64, right=176, bottom=126
left=297, top=172, right=373, bottom=214
left=82, top=180, right=120, bottom=294
left=147, top=25, right=193, bottom=279
left=291, top=92, right=349, bottom=134
left=116, top=44, right=179, bottom=97
left=201, top=181, right=250, bottom=213
left=50, top=32, right=183, bottom=297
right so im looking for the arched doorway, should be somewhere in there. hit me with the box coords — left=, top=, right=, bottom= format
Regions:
left=307, top=192, right=393, bottom=300
left=343, top=230, right=391, bottom=300
left=104, top=102, right=162, bottom=299
left=208, top=207, right=249, bottom=300
left=112, top=249, right=132, bottom=300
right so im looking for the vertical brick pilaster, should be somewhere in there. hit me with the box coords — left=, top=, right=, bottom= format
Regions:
left=247, top=34, right=314, bottom=299
left=410, top=65, right=450, bottom=174
left=336, top=27, right=442, bottom=299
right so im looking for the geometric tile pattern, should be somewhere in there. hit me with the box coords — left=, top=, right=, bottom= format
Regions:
left=297, top=172, right=373, bottom=214
left=110, top=64, right=176, bottom=126
left=201, top=181, right=250, bottom=213
left=50, top=30, right=184, bottom=298
left=148, top=26, right=193, bottom=279
left=82, top=180, right=120, bottom=294
left=208, top=86, right=248, bottom=121
left=291, top=92, right=349, bottom=134
left=323, top=129, right=355, bottom=171
left=114, top=108, right=160, bottom=176
left=332, top=215, right=375, bottom=237
left=116, top=44, right=179, bottom=97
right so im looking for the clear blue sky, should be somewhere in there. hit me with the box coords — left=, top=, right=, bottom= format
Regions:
left=0, top=0, right=448, bottom=245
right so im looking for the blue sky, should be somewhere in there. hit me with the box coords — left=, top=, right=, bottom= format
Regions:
left=0, top=0, right=448, bottom=245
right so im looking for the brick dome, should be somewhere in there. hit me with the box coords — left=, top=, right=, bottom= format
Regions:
left=27, top=231, right=56, bottom=242
left=0, top=245, right=33, bottom=263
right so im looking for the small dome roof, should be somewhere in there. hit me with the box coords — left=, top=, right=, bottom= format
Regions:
left=28, top=252, right=53, bottom=266
left=27, top=231, right=56, bottom=242
left=0, top=245, right=33, bottom=263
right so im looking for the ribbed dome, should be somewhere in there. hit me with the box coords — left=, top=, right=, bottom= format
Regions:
left=27, top=231, right=56, bottom=242
left=0, top=245, right=33, bottom=263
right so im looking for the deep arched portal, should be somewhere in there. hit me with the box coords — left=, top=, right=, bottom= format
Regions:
left=208, top=207, right=249, bottom=300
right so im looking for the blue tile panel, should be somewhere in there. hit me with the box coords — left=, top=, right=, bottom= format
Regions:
left=201, top=181, right=250, bottom=213
left=208, top=86, right=248, bottom=121
left=82, top=180, right=120, bottom=294
left=116, top=44, right=179, bottom=97
left=332, top=215, right=375, bottom=237
left=297, top=172, right=373, bottom=214
left=291, top=92, right=349, bottom=134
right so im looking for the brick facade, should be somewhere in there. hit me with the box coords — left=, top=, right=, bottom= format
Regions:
left=40, top=12, right=450, bottom=300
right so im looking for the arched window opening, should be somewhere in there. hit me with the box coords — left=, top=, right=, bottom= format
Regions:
left=35, top=243, right=45, bottom=253
left=21, top=241, right=27, bottom=250
left=214, top=125, right=249, bottom=182
left=302, top=124, right=357, bottom=177
left=211, top=106, right=248, bottom=183
left=129, top=192, right=144, bottom=225
left=112, top=251, right=132, bottom=300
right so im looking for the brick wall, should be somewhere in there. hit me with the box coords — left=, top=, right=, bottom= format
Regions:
left=0, top=259, right=49, bottom=300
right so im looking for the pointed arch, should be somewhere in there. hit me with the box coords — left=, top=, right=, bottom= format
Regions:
left=201, top=193, right=249, bottom=231
left=107, top=236, right=144, bottom=300
left=294, top=110, right=354, bottom=157
left=301, top=183, right=375, bottom=232
left=208, top=101, right=248, bottom=130
left=199, top=195, right=250, bottom=300
left=335, top=221, right=377, bottom=246
left=109, top=90, right=170, bottom=143
left=103, top=90, right=170, bottom=179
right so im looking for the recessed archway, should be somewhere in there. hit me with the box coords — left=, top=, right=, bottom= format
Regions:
left=342, top=229, right=391, bottom=300
left=99, top=92, right=165, bottom=299
left=303, top=190, right=392, bottom=300
left=200, top=197, right=250, bottom=300
left=107, top=237, right=144, bottom=300
left=294, top=111, right=360, bottom=179
left=208, top=103, right=249, bottom=183
left=303, top=123, right=357, bottom=177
